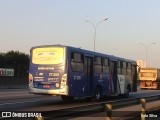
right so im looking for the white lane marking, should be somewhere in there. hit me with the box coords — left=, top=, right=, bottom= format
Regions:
left=0, top=99, right=40, bottom=106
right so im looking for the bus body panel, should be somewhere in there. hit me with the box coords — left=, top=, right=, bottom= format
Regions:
left=29, top=46, right=68, bottom=95
left=67, top=47, right=95, bottom=98
left=29, top=45, right=138, bottom=100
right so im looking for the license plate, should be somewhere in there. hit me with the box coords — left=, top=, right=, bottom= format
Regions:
left=43, top=85, right=50, bottom=89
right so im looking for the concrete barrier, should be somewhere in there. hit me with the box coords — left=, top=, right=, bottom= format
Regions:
left=0, top=77, right=28, bottom=89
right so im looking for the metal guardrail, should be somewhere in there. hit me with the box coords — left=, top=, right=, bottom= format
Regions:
left=38, top=95, right=160, bottom=120
left=0, top=95, right=160, bottom=120
left=142, top=94, right=160, bottom=102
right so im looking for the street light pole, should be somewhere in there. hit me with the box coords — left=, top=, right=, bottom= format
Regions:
left=139, top=42, right=156, bottom=67
left=86, top=18, right=108, bottom=51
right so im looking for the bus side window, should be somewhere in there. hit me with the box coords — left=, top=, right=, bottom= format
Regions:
left=94, top=56, right=102, bottom=73
left=122, top=61, right=127, bottom=75
left=71, top=52, right=84, bottom=72
left=117, top=61, right=122, bottom=75
left=102, top=58, right=109, bottom=74
left=127, top=62, right=131, bottom=75
left=132, top=64, right=136, bottom=75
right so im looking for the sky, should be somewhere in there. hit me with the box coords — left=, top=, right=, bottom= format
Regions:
left=0, top=0, right=160, bottom=67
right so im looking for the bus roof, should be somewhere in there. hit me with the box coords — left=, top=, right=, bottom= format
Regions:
left=30, top=44, right=136, bottom=64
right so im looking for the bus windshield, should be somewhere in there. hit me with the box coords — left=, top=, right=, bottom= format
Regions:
left=32, top=47, right=64, bottom=65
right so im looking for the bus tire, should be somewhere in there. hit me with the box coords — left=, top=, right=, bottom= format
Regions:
left=95, top=87, right=102, bottom=101
left=61, top=95, right=74, bottom=102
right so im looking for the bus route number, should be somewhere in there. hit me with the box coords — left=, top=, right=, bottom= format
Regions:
left=73, top=75, right=81, bottom=80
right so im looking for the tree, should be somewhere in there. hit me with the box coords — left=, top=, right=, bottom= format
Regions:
left=0, top=53, right=5, bottom=67
left=0, top=51, right=29, bottom=77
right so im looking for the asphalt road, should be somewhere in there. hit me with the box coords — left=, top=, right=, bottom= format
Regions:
left=0, top=87, right=160, bottom=120
left=0, top=87, right=160, bottom=112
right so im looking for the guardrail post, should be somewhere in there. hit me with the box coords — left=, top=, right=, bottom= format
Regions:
left=105, top=103, right=112, bottom=120
left=35, top=117, right=44, bottom=120
left=140, top=99, right=146, bottom=120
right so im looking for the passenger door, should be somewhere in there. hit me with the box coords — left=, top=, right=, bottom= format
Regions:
left=84, top=56, right=93, bottom=96
left=110, top=61, right=118, bottom=94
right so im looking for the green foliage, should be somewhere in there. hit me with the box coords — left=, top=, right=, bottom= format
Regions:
left=0, top=51, right=29, bottom=77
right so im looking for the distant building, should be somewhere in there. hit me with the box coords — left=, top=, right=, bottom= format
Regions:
left=137, top=60, right=146, bottom=68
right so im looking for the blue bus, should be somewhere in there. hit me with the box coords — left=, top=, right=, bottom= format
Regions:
left=29, top=45, right=137, bottom=101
